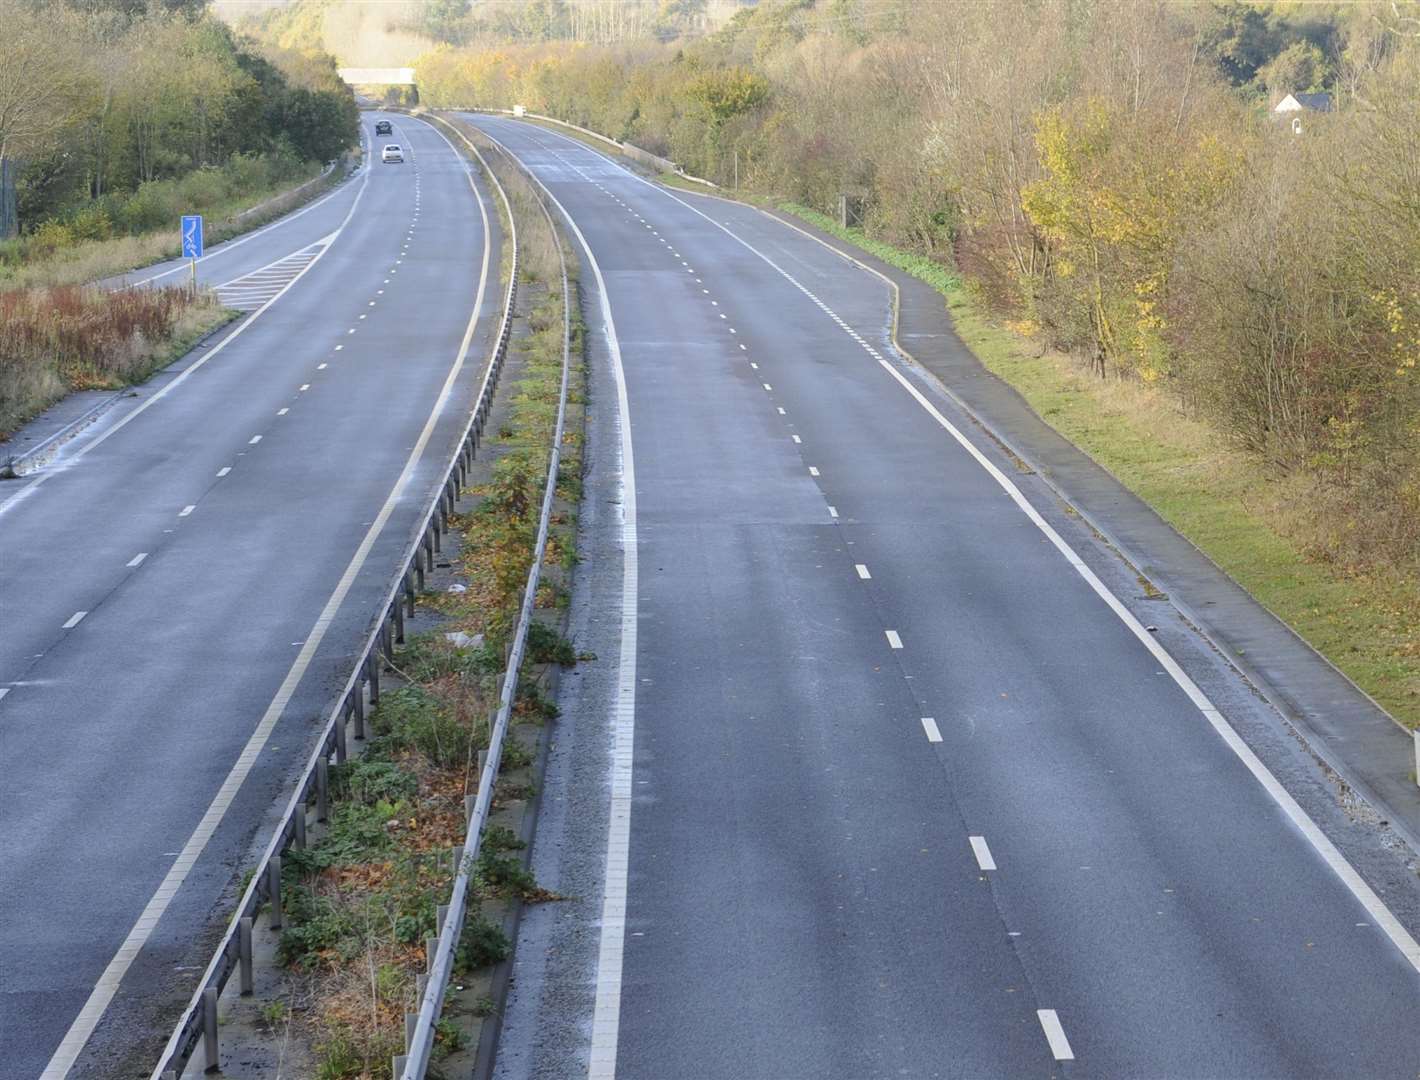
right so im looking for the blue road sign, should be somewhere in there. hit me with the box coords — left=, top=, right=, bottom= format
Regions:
left=181, top=214, right=204, bottom=259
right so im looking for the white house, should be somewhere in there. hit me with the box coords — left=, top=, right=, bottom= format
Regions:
left=1274, top=92, right=1333, bottom=134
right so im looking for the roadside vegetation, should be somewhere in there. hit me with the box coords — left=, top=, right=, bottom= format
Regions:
left=261, top=131, right=584, bottom=1078
left=408, top=0, right=1420, bottom=727
left=0, top=284, right=230, bottom=439
left=0, top=0, right=359, bottom=285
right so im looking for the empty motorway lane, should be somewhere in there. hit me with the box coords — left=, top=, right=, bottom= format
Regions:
left=472, top=117, right=1420, bottom=1080
left=0, top=112, right=501, bottom=1077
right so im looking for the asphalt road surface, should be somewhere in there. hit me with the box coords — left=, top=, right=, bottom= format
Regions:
left=0, top=112, right=501, bottom=1078
left=472, top=117, right=1420, bottom=1080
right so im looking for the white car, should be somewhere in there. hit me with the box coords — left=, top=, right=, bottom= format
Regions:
left=381, top=144, right=404, bottom=164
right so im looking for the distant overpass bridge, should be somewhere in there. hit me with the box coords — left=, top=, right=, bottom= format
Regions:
left=338, top=67, right=416, bottom=86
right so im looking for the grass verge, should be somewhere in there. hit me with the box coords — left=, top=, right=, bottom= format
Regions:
left=0, top=284, right=234, bottom=439
left=778, top=201, right=1420, bottom=731
left=0, top=156, right=339, bottom=290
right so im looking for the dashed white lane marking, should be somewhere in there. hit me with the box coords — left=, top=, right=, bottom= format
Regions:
left=1037, top=1010, right=1074, bottom=1061
left=791, top=435, right=801, bottom=443
left=216, top=467, right=231, bottom=477
left=970, top=836, right=997, bottom=871
left=827, top=505, right=838, bottom=518
left=127, top=553, right=148, bottom=568
left=299, top=384, right=310, bottom=391
left=763, top=383, right=773, bottom=391
left=921, top=717, right=942, bottom=743
left=127, top=113, right=493, bottom=1080
left=248, top=436, right=261, bottom=445
left=318, top=363, right=328, bottom=370
left=729, top=328, right=737, bottom=334
left=347, top=328, right=356, bottom=334
left=62, top=611, right=87, bottom=629
left=539, top=135, right=1420, bottom=979
left=0, top=688, right=9, bottom=701
left=855, top=564, right=871, bottom=579
left=808, top=466, right=819, bottom=476
left=178, top=505, right=195, bottom=517
left=885, top=630, right=903, bottom=649
left=750, top=362, right=759, bottom=369
left=334, top=345, right=344, bottom=351
left=276, top=408, right=289, bottom=416
left=777, top=407, right=786, bottom=415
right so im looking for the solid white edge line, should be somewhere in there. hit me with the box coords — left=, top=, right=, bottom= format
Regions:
left=44, top=115, right=488, bottom=1080
left=0, top=165, right=374, bottom=521
left=125, top=139, right=364, bottom=288
left=855, top=564, right=871, bottom=579
left=506, top=120, right=1420, bottom=977
left=921, top=717, right=942, bottom=743
left=969, top=835, right=997, bottom=872
left=0, top=688, right=9, bottom=701
left=470, top=116, right=639, bottom=1080
left=217, top=467, right=231, bottom=477
left=62, top=611, right=87, bottom=630
left=126, top=553, right=148, bottom=567
left=1037, top=1009, right=1075, bottom=1061
left=885, top=630, right=903, bottom=649
left=178, top=505, right=195, bottom=517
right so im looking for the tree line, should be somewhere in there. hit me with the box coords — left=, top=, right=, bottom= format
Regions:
left=416, top=0, right=1420, bottom=569
left=0, top=0, right=359, bottom=241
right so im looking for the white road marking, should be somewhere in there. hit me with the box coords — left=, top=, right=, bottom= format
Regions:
left=808, top=466, right=819, bottom=476
left=0, top=688, right=9, bottom=701
left=1037, top=1010, right=1074, bottom=1061
left=970, top=836, right=996, bottom=871
left=763, top=383, right=773, bottom=391
left=827, top=505, right=838, bottom=517
left=551, top=137, right=1420, bottom=977
left=178, top=505, right=195, bottom=517
left=750, top=362, right=758, bottom=369
left=480, top=120, right=638, bottom=1080
left=248, top=436, right=261, bottom=445
left=62, top=611, right=88, bottom=629
left=776, top=407, right=785, bottom=415
left=88, top=114, right=493, bottom=1080
left=318, top=363, right=328, bottom=370
left=277, top=408, right=289, bottom=416
left=885, top=630, right=903, bottom=649
left=921, top=717, right=942, bottom=743
left=855, top=564, right=871, bottom=579
left=299, top=384, right=310, bottom=391
left=127, top=553, right=148, bottom=567
left=0, top=180, right=373, bottom=520
left=216, top=467, right=231, bottom=477
left=791, top=435, right=801, bottom=443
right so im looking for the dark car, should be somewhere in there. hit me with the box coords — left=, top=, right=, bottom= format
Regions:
left=374, top=119, right=393, bottom=135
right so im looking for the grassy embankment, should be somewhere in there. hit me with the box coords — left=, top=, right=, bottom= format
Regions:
left=0, top=285, right=232, bottom=440
left=259, top=128, right=584, bottom=1079
left=0, top=154, right=333, bottom=290
left=0, top=154, right=357, bottom=441
left=780, top=203, right=1420, bottom=733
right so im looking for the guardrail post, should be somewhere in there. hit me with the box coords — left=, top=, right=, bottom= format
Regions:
left=1414, top=730, right=1419, bottom=789
left=352, top=687, right=366, bottom=742
left=425, top=935, right=438, bottom=971
left=202, top=985, right=219, bottom=1072
left=393, top=1056, right=407, bottom=1077
left=394, top=601, right=406, bottom=644
left=335, top=709, right=348, bottom=763
left=293, top=804, right=307, bottom=850
left=239, top=916, right=254, bottom=994
left=368, top=652, right=381, bottom=705
left=316, top=757, right=330, bottom=821
left=405, top=1012, right=418, bottom=1049
left=267, top=856, right=283, bottom=930
left=404, top=569, right=417, bottom=617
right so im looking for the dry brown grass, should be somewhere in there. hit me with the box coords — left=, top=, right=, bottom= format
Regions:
left=0, top=284, right=229, bottom=438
